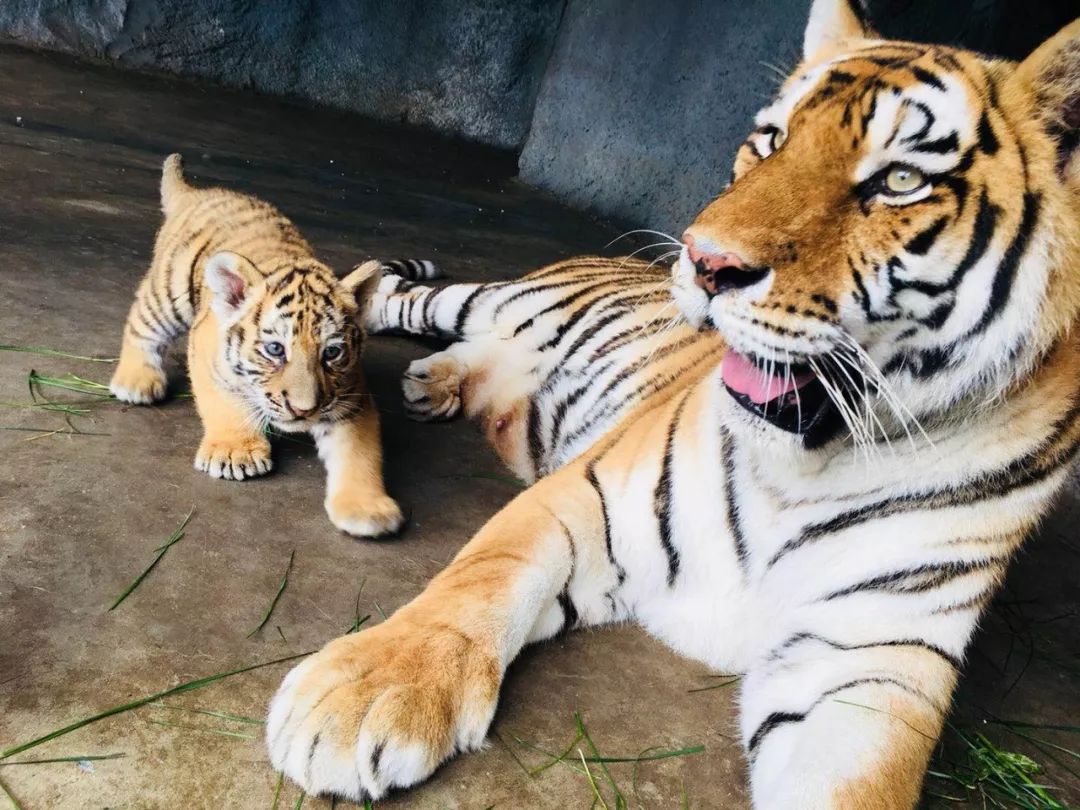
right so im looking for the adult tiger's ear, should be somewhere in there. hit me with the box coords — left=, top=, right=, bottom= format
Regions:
left=1008, top=17, right=1080, bottom=179
left=203, top=251, right=262, bottom=321
left=340, top=260, right=384, bottom=322
left=804, top=0, right=876, bottom=62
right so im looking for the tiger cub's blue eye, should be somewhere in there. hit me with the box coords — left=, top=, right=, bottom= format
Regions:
left=322, top=345, right=343, bottom=362
left=263, top=341, right=285, bottom=358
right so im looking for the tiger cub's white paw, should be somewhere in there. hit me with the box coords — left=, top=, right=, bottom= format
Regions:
left=109, top=363, right=167, bottom=404
left=401, top=354, right=465, bottom=422
left=194, top=436, right=273, bottom=480
left=325, top=492, right=403, bottom=538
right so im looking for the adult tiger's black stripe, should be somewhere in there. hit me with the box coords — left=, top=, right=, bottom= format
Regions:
left=537, top=287, right=660, bottom=353
left=904, top=216, right=948, bottom=256
left=653, top=391, right=691, bottom=587
left=491, top=271, right=641, bottom=319
left=820, top=557, right=1001, bottom=602
left=910, top=65, right=945, bottom=91
left=748, top=676, right=935, bottom=758
left=912, top=131, right=960, bottom=155
left=978, top=111, right=1000, bottom=155
left=453, top=285, right=486, bottom=337
left=565, top=345, right=710, bottom=447
left=768, top=398, right=1080, bottom=569
left=557, top=310, right=626, bottom=366
left=420, top=287, right=442, bottom=333
left=720, top=429, right=751, bottom=572
left=770, top=632, right=962, bottom=671
left=748, top=711, right=806, bottom=757
left=527, top=398, right=545, bottom=478
left=967, top=191, right=1042, bottom=336
left=512, top=279, right=622, bottom=337
left=585, top=461, right=626, bottom=586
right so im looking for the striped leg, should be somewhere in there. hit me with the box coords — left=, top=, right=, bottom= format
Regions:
left=365, top=273, right=486, bottom=339
left=267, top=461, right=621, bottom=801
left=743, top=630, right=959, bottom=809
left=110, top=261, right=193, bottom=404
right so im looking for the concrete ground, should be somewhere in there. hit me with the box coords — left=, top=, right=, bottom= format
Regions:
left=0, top=45, right=1076, bottom=810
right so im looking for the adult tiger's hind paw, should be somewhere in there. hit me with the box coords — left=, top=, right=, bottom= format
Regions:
left=266, top=618, right=500, bottom=801
left=401, top=354, right=465, bottom=422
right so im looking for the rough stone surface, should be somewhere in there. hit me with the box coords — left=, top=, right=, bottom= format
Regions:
left=0, top=44, right=1077, bottom=810
left=519, top=0, right=1080, bottom=234
left=0, top=0, right=565, bottom=151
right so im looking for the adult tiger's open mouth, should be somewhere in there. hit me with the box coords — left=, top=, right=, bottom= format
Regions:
left=720, top=350, right=845, bottom=448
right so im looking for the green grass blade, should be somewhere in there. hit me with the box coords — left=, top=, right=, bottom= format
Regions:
left=579, top=749, right=609, bottom=810
left=154, top=705, right=265, bottom=726
left=270, top=772, right=284, bottom=810
left=574, top=712, right=624, bottom=809
left=585, top=745, right=705, bottom=764
left=0, top=344, right=117, bottom=363
left=0, top=773, right=22, bottom=809
left=109, top=506, right=195, bottom=611
left=0, top=650, right=312, bottom=760
left=0, top=753, right=125, bottom=767
left=248, top=550, right=296, bottom=638
left=145, top=718, right=256, bottom=740
left=373, top=601, right=388, bottom=621
left=293, top=791, right=305, bottom=809
left=687, top=677, right=740, bottom=693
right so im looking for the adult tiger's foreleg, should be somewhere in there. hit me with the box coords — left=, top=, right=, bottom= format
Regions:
left=266, top=462, right=621, bottom=801
left=743, top=618, right=964, bottom=809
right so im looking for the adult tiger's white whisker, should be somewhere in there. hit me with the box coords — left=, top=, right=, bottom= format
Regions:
left=784, top=349, right=803, bottom=431
left=825, top=352, right=895, bottom=458
left=604, top=229, right=683, bottom=251
left=836, top=331, right=934, bottom=452
left=617, top=241, right=684, bottom=269
left=809, top=355, right=877, bottom=466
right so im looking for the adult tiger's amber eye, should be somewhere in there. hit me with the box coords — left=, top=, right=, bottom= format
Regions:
left=885, top=165, right=925, bottom=194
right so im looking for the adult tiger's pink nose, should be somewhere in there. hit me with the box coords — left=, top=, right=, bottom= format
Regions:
left=683, top=234, right=767, bottom=296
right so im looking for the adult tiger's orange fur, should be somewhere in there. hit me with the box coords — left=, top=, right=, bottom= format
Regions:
left=110, top=155, right=422, bottom=537
left=268, top=1, right=1080, bottom=806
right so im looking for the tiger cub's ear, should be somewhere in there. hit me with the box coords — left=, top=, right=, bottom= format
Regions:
left=203, top=251, right=262, bottom=321
left=804, top=0, right=876, bottom=62
left=340, top=260, right=384, bottom=322
left=1008, top=17, right=1080, bottom=179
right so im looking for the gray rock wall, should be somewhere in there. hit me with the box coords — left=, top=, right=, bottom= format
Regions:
left=0, top=0, right=565, bottom=151
left=3, top=0, right=1077, bottom=231
left=519, top=0, right=1080, bottom=235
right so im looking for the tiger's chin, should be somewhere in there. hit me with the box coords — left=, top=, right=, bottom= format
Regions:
left=719, top=350, right=845, bottom=451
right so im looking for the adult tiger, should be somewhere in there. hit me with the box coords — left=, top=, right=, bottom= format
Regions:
left=267, top=1, right=1080, bottom=806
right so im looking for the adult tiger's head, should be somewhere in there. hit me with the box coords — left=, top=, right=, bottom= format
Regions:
left=672, top=0, right=1080, bottom=450
left=203, top=252, right=381, bottom=432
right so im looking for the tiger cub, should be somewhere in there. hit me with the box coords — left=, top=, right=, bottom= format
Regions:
left=110, top=155, right=436, bottom=537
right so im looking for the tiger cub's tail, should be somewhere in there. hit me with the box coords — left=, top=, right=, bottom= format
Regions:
left=160, top=153, right=193, bottom=217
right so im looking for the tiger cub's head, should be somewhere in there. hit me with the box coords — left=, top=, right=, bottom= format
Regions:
left=672, top=0, right=1080, bottom=450
left=203, top=252, right=381, bottom=432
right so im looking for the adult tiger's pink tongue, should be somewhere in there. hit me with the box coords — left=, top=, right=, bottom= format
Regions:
left=721, top=350, right=815, bottom=405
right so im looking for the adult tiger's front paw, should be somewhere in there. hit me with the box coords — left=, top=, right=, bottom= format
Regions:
left=266, top=617, right=501, bottom=801
left=194, top=435, right=273, bottom=480
left=325, top=492, right=403, bottom=538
